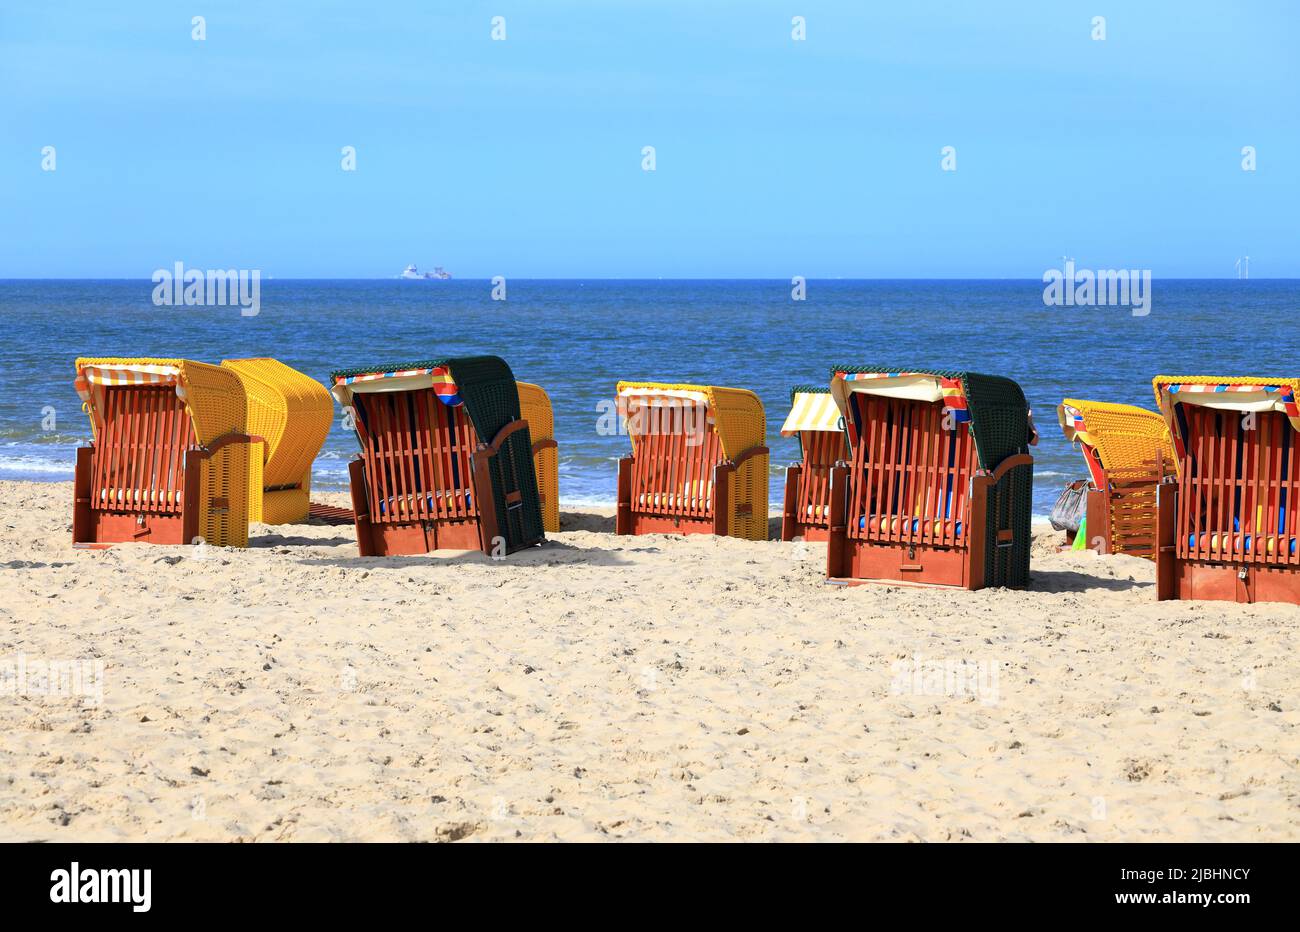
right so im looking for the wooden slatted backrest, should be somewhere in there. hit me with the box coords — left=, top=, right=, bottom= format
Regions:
left=91, top=384, right=196, bottom=514
left=845, top=393, right=977, bottom=548
left=1176, top=407, right=1300, bottom=564
left=630, top=401, right=722, bottom=517
left=796, top=430, right=844, bottom=526
left=353, top=388, right=480, bottom=524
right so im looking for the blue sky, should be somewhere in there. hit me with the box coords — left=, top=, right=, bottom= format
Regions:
left=1, top=1, right=1296, bottom=278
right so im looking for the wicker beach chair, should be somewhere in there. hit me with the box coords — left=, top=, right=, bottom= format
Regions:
left=516, top=381, right=559, bottom=533
left=825, top=366, right=1035, bottom=589
left=615, top=381, right=768, bottom=540
left=331, top=356, right=545, bottom=557
left=221, top=358, right=334, bottom=524
left=779, top=385, right=848, bottom=541
left=1153, top=376, right=1300, bottom=604
left=72, top=357, right=262, bottom=548
left=1057, top=398, right=1175, bottom=559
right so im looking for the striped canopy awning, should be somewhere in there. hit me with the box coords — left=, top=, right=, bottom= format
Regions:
left=330, top=365, right=462, bottom=407
left=780, top=391, right=842, bottom=437
left=829, top=365, right=1034, bottom=473
left=616, top=385, right=714, bottom=438
left=616, top=386, right=710, bottom=406
left=74, top=362, right=186, bottom=411
left=1154, top=377, right=1300, bottom=459
left=832, top=371, right=970, bottom=422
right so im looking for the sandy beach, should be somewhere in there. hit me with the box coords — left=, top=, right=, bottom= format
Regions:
left=0, top=478, right=1296, bottom=842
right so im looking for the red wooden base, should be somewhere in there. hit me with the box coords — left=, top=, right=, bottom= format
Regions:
left=786, top=524, right=830, bottom=542
left=827, top=538, right=971, bottom=589
left=355, top=517, right=484, bottom=556
left=1155, top=483, right=1300, bottom=604
left=617, top=512, right=716, bottom=536
left=72, top=445, right=197, bottom=547
left=77, top=511, right=186, bottom=547
left=1160, top=559, right=1300, bottom=605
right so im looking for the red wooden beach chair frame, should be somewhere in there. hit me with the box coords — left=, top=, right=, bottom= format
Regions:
left=781, top=430, right=846, bottom=542
left=616, top=419, right=724, bottom=535
left=346, top=386, right=533, bottom=557
left=72, top=383, right=261, bottom=547
left=826, top=393, right=1032, bottom=589
left=615, top=404, right=768, bottom=537
left=1156, top=406, right=1300, bottom=604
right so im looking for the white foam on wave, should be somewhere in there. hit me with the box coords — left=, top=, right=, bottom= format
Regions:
left=0, top=456, right=75, bottom=476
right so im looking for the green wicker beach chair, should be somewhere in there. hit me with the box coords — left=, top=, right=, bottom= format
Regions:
left=330, top=355, right=545, bottom=557
left=824, top=366, right=1035, bottom=590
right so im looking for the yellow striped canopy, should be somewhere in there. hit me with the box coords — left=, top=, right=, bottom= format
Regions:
left=780, top=391, right=842, bottom=436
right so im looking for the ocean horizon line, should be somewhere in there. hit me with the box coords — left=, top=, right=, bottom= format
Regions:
left=2, top=276, right=1296, bottom=283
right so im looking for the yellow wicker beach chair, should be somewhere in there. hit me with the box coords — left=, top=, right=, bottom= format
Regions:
left=73, top=357, right=260, bottom=548
left=221, top=358, right=334, bottom=524
left=1057, top=398, right=1176, bottom=559
left=516, top=381, right=559, bottom=533
left=615, top=381, right=768, bottom=540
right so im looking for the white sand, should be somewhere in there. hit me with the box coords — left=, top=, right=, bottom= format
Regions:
left=0, top=479, right=1296, bottom=841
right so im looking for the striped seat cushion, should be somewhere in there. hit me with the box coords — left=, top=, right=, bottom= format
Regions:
left=859, top=515, right=963, bottom=537
left=98, top=488, right=183, bottom=506
left=637, top=491, right=712, bottom=510
left=378, top=491, right=472, bottom=515
left=1186, top=532, right=1297, bottom=555
left=637, top=479, right=714, bottom=511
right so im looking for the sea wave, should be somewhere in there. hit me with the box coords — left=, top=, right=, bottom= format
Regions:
left=0, top=455, right=76, bottom=476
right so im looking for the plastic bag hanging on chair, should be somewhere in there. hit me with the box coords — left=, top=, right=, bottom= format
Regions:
left=1049, top=479, right=1089, bottom=533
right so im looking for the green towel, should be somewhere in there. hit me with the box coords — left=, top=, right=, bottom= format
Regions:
left=1072, top=514, right=1088, bottom=551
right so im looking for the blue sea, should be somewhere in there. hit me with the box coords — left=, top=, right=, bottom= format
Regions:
left=1, top=279, right=1294, bottom=517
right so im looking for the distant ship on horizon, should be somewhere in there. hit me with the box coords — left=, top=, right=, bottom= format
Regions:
left=399, top=263, right=452, bottom=280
